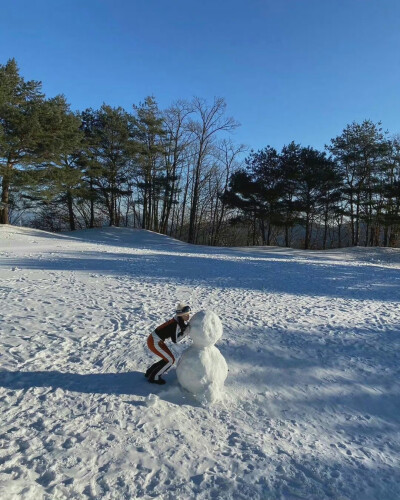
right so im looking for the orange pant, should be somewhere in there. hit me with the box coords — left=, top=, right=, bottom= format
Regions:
left=147, top=333, right=175, bottom=379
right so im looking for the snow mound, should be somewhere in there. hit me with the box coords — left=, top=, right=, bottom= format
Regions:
left=189, top=310, right=223, bottom=348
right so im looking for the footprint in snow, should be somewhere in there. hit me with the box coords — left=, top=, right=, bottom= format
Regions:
left=36, top=470, right=56, bottom=487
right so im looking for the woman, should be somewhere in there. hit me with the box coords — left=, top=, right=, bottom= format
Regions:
left=145, top=303, right=191, bottom=384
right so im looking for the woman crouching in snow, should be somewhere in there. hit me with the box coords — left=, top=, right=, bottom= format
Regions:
left=145, top=303, right=191, bottom=385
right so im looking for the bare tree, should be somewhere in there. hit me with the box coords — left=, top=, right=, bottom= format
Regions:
left=187, top=97, right=239, bottom=244
left=211, top=139, right=247, bottom=244
left=159, top=100, right=194, bottom=234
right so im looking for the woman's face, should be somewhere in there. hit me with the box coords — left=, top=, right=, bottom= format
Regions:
left=182, top=313, right=190, bottom=321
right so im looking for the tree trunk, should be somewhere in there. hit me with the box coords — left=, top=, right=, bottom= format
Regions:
left=349, top=190, right=355, bottom=246
left=260, top=219, right=266, bottom=245
left=0, top=164, right=12, bottom=225
left=285, top=225, right=289, bottom=247
left=389, top=227, right=398, bottom=247
left=188, top=164, right=200, bottom=244
left=108, top=182, right=115, bottom=226
left=115, top=197, right=120, bottom=227
left=161, top=159, right=177, bottom=234
left=89, top=178, right=95, bottom=228
left=304, top=213, right=310, bottom=250
left=179, top=168, right=190, bottom=239
left=355, top=193, right=361, bottom=246
left=383, top=226, right=388, bottom=247
left=142, top=190, right=147, bottom=229
left=67, top=191, right=76, bottom=231
left=323, top=211, right=329, bottom=250
left=364, top=222, right=370, bottom=247
left=210, top=193, right=220, bottom=245
left=267, top=222, right=272, bottom=246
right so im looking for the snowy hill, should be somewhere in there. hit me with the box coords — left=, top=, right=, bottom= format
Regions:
left=1, top=226, right=400, bottom=500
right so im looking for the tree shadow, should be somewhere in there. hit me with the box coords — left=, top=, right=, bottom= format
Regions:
left=226, top=326, right=400, bottom=426
left=2, top=246, right=400, bottom=301
left=18, top=227, right=193, bottom=249
left=0, top=369, right=200, bottom=407
left=0, top=369, right=150, bottom=396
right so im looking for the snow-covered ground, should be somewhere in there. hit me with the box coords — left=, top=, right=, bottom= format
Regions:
left=1, top=226, right=400, bottom=500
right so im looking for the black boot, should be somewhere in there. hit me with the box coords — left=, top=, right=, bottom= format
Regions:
left=145, top=360, right=165, bottom=378
left=148, top=377, right=166, bottom=385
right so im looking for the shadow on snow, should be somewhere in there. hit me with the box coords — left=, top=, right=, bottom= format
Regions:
left=2, top=248, right=400, bottom=301
left=0, top=369, right=201, bottom=407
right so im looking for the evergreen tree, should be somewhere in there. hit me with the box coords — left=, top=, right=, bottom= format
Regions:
left=222, top=169, right=263, bottom=245
left=327, top=120, right=391, bottom=246
left=296, top=147, right=338, bottom=249
left=31, top=95, right=84, bottom=230
left=0, top=59, right=45, bottom=224
left=132, top=97, right=167, bottom=231
left=279, top=142, right=302, bottom=246
left=81, top=105, right=134, bottom=226
left=381, top=137, right=400, bottom=246
left=244, top=146, right=285, bottom=245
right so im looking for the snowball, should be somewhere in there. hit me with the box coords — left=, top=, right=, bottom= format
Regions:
left=176, top=345, right=228, bottom=404
left=146, top=394, right=159, bottom=407
left=189, top=310, right=223, bottom=348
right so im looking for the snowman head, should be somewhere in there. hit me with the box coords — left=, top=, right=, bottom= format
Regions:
left=189, top=310, right=223, bottom=348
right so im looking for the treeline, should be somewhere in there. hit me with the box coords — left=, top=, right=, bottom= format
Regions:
left=0, top=59, right=244, bottom=245
left=1, top=58, right=399, bottom=248
left=225, top=126, right=400, bottom=249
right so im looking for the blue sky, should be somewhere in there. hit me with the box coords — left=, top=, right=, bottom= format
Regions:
left=1, top=0, right=399, bottom=152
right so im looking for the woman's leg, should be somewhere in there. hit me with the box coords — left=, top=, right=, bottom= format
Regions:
left=147, top=334, right=175, bottom=381
left=146, top=334, right=164, bottom=375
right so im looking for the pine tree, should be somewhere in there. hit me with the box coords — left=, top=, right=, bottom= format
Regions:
left=279, top=142, right=302, bottom=246
left=0, top=59, right=45, bottom=224
left=327, top=120, right=391, bottom=246
left=81, top=105, right=134, bottom=227
left=244, top=146, right=285, bottom=245
left=34, top=96, right=84, bottom=230
left=296, top=147, right=338, bottom=249
left=132, top=97, right=167, bottom=231
left=381, top=137, right=400, bottom=246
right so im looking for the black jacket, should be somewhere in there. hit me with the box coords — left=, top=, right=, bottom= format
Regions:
left=154, top=316, right=189, bottom=343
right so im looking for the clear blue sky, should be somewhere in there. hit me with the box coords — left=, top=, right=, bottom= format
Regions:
left=1, top=0, right=399, bottom=152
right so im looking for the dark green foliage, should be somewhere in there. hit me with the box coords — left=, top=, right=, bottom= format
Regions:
left=327, top=120, right=395, bottom=246
left=80, top=105, right=135, bottom=227
left=0, top=59, right=85, bottom=227
left=225, top=143, right=342, bottom=249
left=0, top=58, right=46, bottom=223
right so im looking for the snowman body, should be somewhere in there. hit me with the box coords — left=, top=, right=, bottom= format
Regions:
left=176, top=310, right=228, bottom=404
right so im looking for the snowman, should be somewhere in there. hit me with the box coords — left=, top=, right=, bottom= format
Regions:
left=176, top=310, right=228, bottom=404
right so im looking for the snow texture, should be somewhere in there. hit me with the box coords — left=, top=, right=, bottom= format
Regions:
left=176, top=310, right=228, bottom=404
left=1, top=226, right=400, bottom=500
